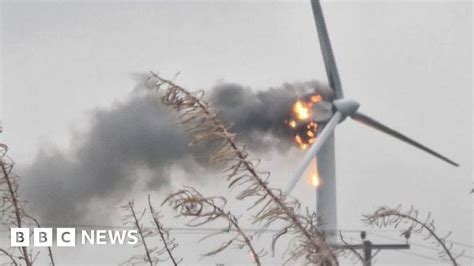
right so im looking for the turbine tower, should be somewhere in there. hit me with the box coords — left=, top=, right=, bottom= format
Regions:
left=285, top=0, right=459, bottom=234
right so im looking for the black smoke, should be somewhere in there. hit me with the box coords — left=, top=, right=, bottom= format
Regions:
left=21, top=77, right=329, bottom=224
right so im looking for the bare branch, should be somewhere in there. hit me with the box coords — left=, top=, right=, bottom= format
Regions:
left=122, top=200, right=156, bottom=266
left=338, top=231, right=363, bottom=265
left=0, top=248, right=19, bottom=266
left=0, top=143, right=32, bottom=266
left=148, top=195, right=182, bottom=265
left=24, top=214, right=55, bottom=266
left=363, top=206, right=462, bottom=265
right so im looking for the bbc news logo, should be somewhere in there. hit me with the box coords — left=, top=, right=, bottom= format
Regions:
left=10, top=228, right=138, bottom=247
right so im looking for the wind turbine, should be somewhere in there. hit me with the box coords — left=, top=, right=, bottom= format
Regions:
left=285, top=0, right=459, bottom=234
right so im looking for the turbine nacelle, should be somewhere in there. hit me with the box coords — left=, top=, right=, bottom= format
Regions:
left=312, top=97, right=359, bottom=123
left=333, top=98, right=360, bottom=119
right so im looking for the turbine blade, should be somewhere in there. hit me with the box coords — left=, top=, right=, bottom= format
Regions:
left=352, top=112, right=459, bottom=167
left=285, top=111, right=343, bottom=195
left=311, top=0, right=344, bottom=99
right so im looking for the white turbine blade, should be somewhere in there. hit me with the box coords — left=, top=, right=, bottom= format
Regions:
left=352, top=112, right=459, bottom=167
left=311, top=0, right=344, bottom=99
left=285, top=111, right=343, bottom=195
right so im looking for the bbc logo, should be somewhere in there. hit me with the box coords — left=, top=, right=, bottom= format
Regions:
left=10, top=228, right=138, bottom=246
left=11, top=228, right=75, bottom=247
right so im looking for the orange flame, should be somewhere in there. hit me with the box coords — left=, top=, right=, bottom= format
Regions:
left=311, top=172, right=319, bottom=187
left=287, top=94, right=323, bottom=149
left=292, top=100, right=311, bottom=120
left=309, top=158, right=320, bottom=187
left=295, top=135, right=308, bottom=150
left=288, top=120, right=297, bottom=128
left=310, top=95, right=322, bottom=103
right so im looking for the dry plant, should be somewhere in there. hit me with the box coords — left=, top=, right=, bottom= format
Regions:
left=363, top=205, right=463, bottom=265
left=148, top=195, right=181, bottom=265
left=337, top=232, right=364, bottom=265
left=25, top=215, right=55, bottom=266
left=146, top=72, right=337, bottom=265
left=163, top=186, right=263, bottom=265
left=0, top=143, right=55, bottom=266
left=121, top=200, right=158, bottom=266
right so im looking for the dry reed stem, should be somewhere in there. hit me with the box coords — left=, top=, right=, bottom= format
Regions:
left=146, top=73, right=337, bottom=265
left=363, top=205, right=462, bottom=265
left=163, top=186, right=262, bottom=265
left=121, top=200, right=156, bottom=266
left=0, top=144, right=32, bottom=266
left=148, top=195, right=182, bottom=265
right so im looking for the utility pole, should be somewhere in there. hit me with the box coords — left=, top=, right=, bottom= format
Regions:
left=337, top=231, right=410, bottom=266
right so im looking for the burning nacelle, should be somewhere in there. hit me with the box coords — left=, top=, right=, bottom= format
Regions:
left=286, top=89, right=334, bottom=150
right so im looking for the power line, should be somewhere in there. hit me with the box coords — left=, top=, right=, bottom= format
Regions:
left=342, top=230, right=474, bottom=251
left=369, top=231, right=474, bottom=260
left=371, top=231, right=474, bottom=254
left=398, top=250, right=442, bottom=262
left=449, top=240, right=474, bottom=249
left=400, top=249, right=473, bottom=264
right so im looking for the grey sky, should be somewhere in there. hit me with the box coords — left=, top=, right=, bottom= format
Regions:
left=1, top=1, right=472, bottom=265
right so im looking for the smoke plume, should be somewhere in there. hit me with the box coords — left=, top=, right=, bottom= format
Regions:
left=22, top=76, right=328, bottom=224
